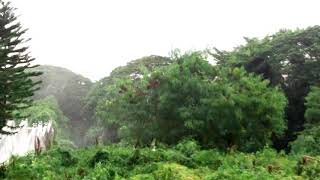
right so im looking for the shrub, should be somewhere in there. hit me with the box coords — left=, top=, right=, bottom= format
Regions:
left=290, top=126, right=320, bottom=156
left=153, top=163, right=201, bottom=180
left=2, top=144, right=318, bottom=179
left=175, top=139, right=200, bottom=157
left=84, top=163, right=117, bottom=180
left=191, top=150, right=222, bottom=169
left=89, top=150, right=110, bottom=167
left=296, top=156, right=320, bottom=179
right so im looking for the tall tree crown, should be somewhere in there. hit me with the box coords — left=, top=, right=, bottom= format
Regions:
left=0, top=1, right=41, bottom=133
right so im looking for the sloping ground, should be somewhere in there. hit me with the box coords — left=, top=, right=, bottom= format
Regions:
left=31, top=65, right=93, bottom=145
left=1, top=143, right=319, bottom=179
left=0, top=120, right=54, bottom=164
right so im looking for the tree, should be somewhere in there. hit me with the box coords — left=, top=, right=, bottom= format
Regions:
left=101, top=51, right=287, bottom=151
left=212, top=26, right=320, bottom=149
left=290, top=126, right=320, bottom=156
left=151, top=52, right=217, bottom=144
left=290, top=86, right=320, bottom=155
left=84, top=55, right=171, bottom=145
left=0, top=1, right=41, bottom=133
left=85, top=55, right=171, bottom=115
left=153, top=52, right=287, bottom=151
left=305, top=86, right=320, bottom=125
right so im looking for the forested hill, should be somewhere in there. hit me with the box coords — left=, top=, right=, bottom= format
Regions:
left=32, top=65, right=92, bottom=100
left=31, top=65, right=93, bottom=145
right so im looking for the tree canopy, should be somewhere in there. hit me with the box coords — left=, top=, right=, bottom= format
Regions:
left=0, top=1, right=41, bottom=132
left=212, top=26, right=320, bottom=149
left=304, top=86, right=320, bottom=126
left=94, top=52, right=287, bottom=151
left=83, top=55, right=172, bottom=144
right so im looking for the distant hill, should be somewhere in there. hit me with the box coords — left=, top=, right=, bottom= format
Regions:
left=32, top=65, right=93, bottom=145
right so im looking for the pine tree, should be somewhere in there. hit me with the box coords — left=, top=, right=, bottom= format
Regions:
left=0, top=1, right=41, bottom=133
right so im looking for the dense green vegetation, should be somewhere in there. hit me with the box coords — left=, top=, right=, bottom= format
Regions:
left=2, top=139, right=320, bottom=179
left=97, top=52, right=287, bottom=152
left=290, top=87, right=320, bottom=156
left=304, top=86, right=320, bottom=125
left=84, top=27, right=320, bottom=151
left=1, top=1, right=320, bottom=179
left=13, top=96, right=76, bottom=148
left=31, top=65, right=93, bottom=146
left=212, top=27, right=320, bottom=149
left=83, top=55, right=171, bottom=145
left=0, top=1, right=41, bottom=133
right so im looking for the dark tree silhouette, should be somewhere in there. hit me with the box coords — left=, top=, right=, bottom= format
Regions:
left=0, top=1, right=41, bottom=133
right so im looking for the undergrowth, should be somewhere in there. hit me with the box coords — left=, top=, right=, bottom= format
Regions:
left=2, top=140, right=320, bottom=180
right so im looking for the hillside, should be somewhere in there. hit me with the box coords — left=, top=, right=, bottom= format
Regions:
left=32, top=65, right=93, bottom=145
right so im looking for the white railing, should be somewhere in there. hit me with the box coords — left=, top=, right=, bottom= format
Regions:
left=0, top=120, right=54, bottom=164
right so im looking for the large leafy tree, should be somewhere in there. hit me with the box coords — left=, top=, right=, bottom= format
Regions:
left=85, top=55, right=171, bottom=115
left=212, top=26, right=320, bottom=149
left=290, top=86, right=320, bottom=155
left=102, top=52, right=287, bottom=151
left=153, top=52, right=287, bottom=151
left=84, top=55, right=171, bottom=144
left=0, top=1, right=41, bottom=132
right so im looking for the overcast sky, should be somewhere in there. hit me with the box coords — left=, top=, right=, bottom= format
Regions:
left=12, top=0, right=320, bottom=81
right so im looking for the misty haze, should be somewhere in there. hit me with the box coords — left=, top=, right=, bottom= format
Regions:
left=0, top=0, right=320, bottom=179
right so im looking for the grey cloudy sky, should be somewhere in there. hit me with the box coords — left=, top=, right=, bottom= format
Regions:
left=12, top=0, right=320, bottom=81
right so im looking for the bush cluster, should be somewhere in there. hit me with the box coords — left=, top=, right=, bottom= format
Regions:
left=2, top=139, right=320, bottom=179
